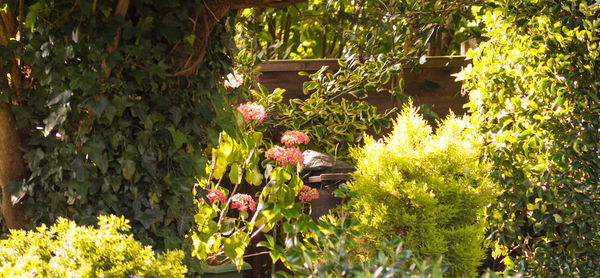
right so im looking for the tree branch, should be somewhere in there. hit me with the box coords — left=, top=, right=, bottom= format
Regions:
left=164, top=0, right=306, bottom=76
left=101, top=0, right=130, bottom=81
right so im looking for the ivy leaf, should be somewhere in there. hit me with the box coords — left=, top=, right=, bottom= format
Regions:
left=84, top=141, right=108, bottom=174
left=4, top=180, right=21, bottom=195
left=167, top=126, right=188, bottom=150
left=24, top=2, right=43, bottom=31
left=89, top=97, right=109, bottom=117
left=43, top=105, right=69, bottom=136
left=47, top=90, right=73, bottom=106
left=215, top=111, right=236, bottom=138
left=120, top=159, right=136, bottom=181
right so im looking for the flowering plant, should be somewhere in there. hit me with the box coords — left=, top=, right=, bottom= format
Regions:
left=191, top=88, right=320, bottom=271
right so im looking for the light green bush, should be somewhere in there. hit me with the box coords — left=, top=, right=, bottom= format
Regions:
left=349, top=106, right=495, bottom=277
left=0, top=215, right=186, bottom=278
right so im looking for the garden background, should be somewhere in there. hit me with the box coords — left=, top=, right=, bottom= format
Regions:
left=0, top=0, right=599, bottom=277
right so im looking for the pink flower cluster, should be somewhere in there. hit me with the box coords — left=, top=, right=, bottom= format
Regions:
left=265, top=145, right=304, bottom=166
left=237, top=103, right=266, bottom=123
left=200, top=189, right=227, bottom=204
left=230, top=193, right=256, bottom=212
left=224, top=71, right=243, bottom=89
left=281, top=130, right=310, bottom=146
left=298, top=185, right=319, bottom=203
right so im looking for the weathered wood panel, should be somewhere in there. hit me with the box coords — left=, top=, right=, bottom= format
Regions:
left=257, top=56, right=470, bottom=118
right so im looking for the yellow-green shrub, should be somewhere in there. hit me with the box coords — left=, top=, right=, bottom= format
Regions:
left=349, top=106, right=495, bottom=277
left=0, top=215, right=186, bottom=278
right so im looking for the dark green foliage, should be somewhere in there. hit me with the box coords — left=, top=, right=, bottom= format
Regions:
left=459, top=0, right=600, bottom=275
left=349, top=106, right=495, bottom=277
left=0, top=215, right=186, bottom=277
left=0, top=1, right=237, bottom=249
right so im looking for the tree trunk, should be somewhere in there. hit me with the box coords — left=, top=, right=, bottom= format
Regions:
left=0, top=103, right=27, bottom=229
left=0, top=7, right=27, bottom=230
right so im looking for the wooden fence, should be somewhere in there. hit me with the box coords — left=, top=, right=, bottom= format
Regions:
left=257, top=56, right=471, bottom=118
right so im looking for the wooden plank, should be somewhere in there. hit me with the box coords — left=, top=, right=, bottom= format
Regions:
left=308, top=176, right=322, bottom=183
left=259, top=59, right=341, bottom=72
left=258, top=56, right=469, bottom=72
left=307, top=173, right=352, bottom=183
left=320, top=173, right=352, bottom=181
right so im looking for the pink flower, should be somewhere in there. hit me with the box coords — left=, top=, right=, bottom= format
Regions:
left=231, top=193, right=256, bottom=212
left=298, top=185, right=319, bottom=203
left=224, top=71, right=244, bottom=89
left=265, top=146, right=304, bottom=166
left=237, top=103, right=266, bottom=123
left=281, top=130, right=310, bottom=146
left=200, top=189, right=227, bottom=204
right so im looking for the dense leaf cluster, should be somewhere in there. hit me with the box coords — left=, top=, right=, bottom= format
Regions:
left=349, top=106, right=495, bottom=277
left=0, top=0, right=237, bottom=248
left=460, top=0, right=600, bottom=275
left=0, top=215, right=186, bottom=277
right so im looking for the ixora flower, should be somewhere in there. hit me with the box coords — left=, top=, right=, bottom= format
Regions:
left=231, top=193, right=256, bottom=212
left=298, top=185, right=319, bottom=203
left=200, top=189, right=227, bottom=204
left=265, top=145, right=304, bottom=166
left=237, top=103, right=266, bottom=123
left=224, top=71, right=243, bottom=89
left=281, top=130, right=310, bottom=146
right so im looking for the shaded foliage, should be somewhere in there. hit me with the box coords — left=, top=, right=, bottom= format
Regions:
left=0, top=0, right=239, bottom=249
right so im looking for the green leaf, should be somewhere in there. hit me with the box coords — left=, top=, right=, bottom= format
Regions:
left=229, top=163, right=242, bottom=185
left=85, top=141, right=108, bottom=174
left=379, top=71, right=391, bottom=84
left=47, top=90, right=73, bottom=106
left=553, top=214, right=563, bottom=224
left=120, top=159, right=136, bottom=181
left=4, top=180, right=21, bottom=195
left=167, top=126, right=188, bottom=150
left=364, top=82, right=377, bottom=91
left=349, top=89, right=367, bottom=99
left=89, top=97, right=109, bottom=117
left=223, top=232, right=248, bottom=271
left=302, top=81, right=318, bottom=93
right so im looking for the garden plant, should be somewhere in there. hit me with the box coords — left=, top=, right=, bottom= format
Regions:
left=349, top=105, right=496, bottom=277
left=0, top=215, right=186, bottom=277
left=459, top=0, right=600, bottom=275
left=3, top=0, right=600, bottom=276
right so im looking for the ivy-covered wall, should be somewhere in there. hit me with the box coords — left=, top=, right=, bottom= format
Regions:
left=0, top=0, right=242, bottom=249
